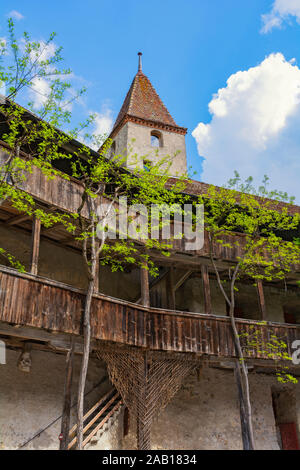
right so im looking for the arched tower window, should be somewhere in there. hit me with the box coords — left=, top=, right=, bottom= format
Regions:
left=151, top=130, right=162, bottom=148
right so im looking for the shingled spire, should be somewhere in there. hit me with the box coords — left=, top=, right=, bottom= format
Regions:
left=111, top=53, right=186, bottom=136
left=109, top=54, right=187, bottom=176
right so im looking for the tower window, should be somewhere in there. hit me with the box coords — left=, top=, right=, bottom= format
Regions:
left=151, top=130, right=162, bottom=147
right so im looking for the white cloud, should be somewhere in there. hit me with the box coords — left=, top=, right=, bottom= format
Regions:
left=261, top=0, right=300, bottom=33
left=27, top=41, right=56, bottom=109
left=0, top=37, right=7, bottom=56
left=8, top=10, right=24, bottom=21
left=29, top=76, right=51, bottom=108
left=76, top=107, right=114, bottom=150
left=27, top=41, right=76, bottom=111
left=92, top=108, right=113, bottom=138
left=192, top=53, right=300, bottom=202
left=28, top=40, right=56, bottom=64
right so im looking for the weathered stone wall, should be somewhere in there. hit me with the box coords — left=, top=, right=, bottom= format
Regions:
left=0, top=349, right=120, bottom=450
left=113, top=122, right=187, bottom=176
left=123, top=366, right=300, bottom=450
left=0, top=347, right=299, bottom=450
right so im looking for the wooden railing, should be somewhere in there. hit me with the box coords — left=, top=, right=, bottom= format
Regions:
left=0, top=265, right=299, bottom=360
left=3, top=146, right=295, bottom=263
left=68, top=389, right=122, bottom=449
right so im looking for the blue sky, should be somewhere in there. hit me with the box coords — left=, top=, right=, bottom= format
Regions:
left=1, top=1, right=300, bottom=200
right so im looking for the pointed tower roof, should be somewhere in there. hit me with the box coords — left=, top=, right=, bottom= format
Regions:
left=111, top=53, right=187, bottom=137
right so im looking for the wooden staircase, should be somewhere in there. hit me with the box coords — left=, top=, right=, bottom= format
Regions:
left=68, top=388, right=123, bottom=449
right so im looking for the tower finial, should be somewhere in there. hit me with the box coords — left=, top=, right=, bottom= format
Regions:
left=138, top=52, right=142, bottom=72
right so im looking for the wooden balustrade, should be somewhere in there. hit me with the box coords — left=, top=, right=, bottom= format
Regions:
left=68, top=389, right=122, bottom=449
left=0, top=265, right=299, bottom=360
left=2, top=145, right=291, bottom=265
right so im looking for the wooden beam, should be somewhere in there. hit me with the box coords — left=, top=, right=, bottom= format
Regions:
left=166, top=267, right=176, bottom=310
left=60, top=336, right=74, bottom=450
left=140, top=264, right=150, bottom=307
left=134, top=268, right=169, bottom=304
left=256, top=280, right=267, bottom=321
left=42, top=223, right=64, bottom=233
left=201, top=265, right=212, bottom=315
left=7, top=213, right=31, bottom=226
left=0, top=321, right=98, bottom=354
left=174, top=270, right=192, bottom=291
left=29, top=217, right=41, bottom=275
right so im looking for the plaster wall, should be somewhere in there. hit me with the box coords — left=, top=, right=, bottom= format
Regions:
left=0, top=347, right=299, bottom=450
left=0, top=349, right=118, bottom=450
left=123, top=366, right=300, bottom=450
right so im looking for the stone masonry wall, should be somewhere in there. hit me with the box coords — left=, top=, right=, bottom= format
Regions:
left=114, top=121, right=187, bottom=176
left=0, top=348, right=299, bottom=450
left=123, top=366, right=300, bottom=450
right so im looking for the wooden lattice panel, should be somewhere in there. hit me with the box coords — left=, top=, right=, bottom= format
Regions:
left=97, top=345, right=196, bottom=449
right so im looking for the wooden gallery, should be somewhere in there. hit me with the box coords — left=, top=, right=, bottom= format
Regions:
left=0, top=59, right=300, bottom=451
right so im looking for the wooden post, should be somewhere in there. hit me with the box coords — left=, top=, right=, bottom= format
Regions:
left=166, top=267, right=176, bottom=310
left=59, top=336, right=74, bottom=450
left=29, top=217, right=41, bottom=275
left=256, top=280, right=267, bottom=320
left=140, top=264, right=150, bottom=307
left=201, top=265, right=212, bottom=314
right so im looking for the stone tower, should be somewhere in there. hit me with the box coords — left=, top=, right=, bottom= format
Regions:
left=109, top=53, right=187, bottom=176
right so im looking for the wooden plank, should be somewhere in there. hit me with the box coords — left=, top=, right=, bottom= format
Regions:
left=68, top=389, right=116, bottom=438
left=0, top=267, right=299, bottom=359
left=82, top=399, right=122, bottom=448
left=68, top=393, right=121, bottom=449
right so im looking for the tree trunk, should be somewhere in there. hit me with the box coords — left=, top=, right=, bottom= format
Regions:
left=209, top=244, right=255, bottom=450
left=60, top=336, right=74, bottom=450
left=234, top=360, right=252, bottom=449
left=76, top=244, right=97, bottom=449
left=228, top=294, right=255, bottom=450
